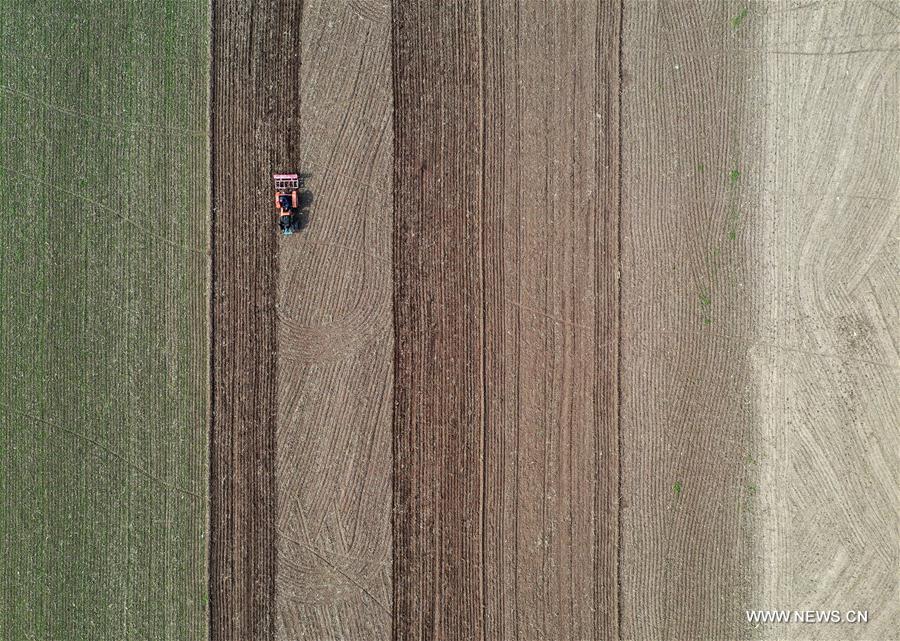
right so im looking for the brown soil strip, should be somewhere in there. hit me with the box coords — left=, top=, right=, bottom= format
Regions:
left=619, top=3, right=764, bottom=639
left=210, top=1, right=303, bottom=639
left=393, top=2, right=622, bottom=638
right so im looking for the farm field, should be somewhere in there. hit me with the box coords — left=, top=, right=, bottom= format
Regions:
left=0, top=3, right=210, bottom=640
left=1, top=1, right=895, bottom=640
left=208, top=0, right=283, bottom=636
left=272, top=2, right=393, bottom=640
left=210, top=0, right=896, bottom=639
left=392, top=1, right=622, bottom=638
left=390, top=1, right=898, bottom=640
left=210, top=1, right=392, bottom=638
left=753, top=3, right=898, bottom=638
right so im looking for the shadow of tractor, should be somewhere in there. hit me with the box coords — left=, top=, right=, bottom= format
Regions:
left=296, top=172, right=315, bottom=231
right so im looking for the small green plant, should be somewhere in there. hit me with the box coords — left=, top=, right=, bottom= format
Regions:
left=699, top=291, right=712, bottom=325
left=748, top=484, right=758, bottom=495
left=731, top=7, right=748, bottom=29
left=674, top=480, right=683, bottom=497
left=697, top=162, right=705, bottom=173
left=728, top=168, right=741, bottom=184
left=727, top=206, right=740, bottom=241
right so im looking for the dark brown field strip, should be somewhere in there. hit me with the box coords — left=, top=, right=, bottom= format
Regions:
left=210, top=1, right=303, bottom=639
left=393, top=2, right=622, bottom=639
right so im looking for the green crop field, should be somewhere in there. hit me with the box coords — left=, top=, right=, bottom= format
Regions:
left=0, top=3, right=209, bottom=639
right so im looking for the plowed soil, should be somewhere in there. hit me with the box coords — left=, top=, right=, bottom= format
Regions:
left=393, top=1, right=621, bottom=638
left=210, top=1, right=392, bottom=640
left=209, top=0, right=302, bottom=637
left=210, top=1, right=898, bottom=640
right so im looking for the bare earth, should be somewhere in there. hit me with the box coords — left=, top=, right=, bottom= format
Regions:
left=620, top=2, right=769, bottom=638
left=210, top=0, right=302, bottom=636
left=754, top=1, right=899, bottom=639
left=393, top=1, right=620, bottom=638
left=274, top=1, right=393, bottom=639
left=210, top=1, right=898, bottom=639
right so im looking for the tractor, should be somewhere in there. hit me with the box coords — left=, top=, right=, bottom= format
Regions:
left=273, top=173, right=303, bottom=235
